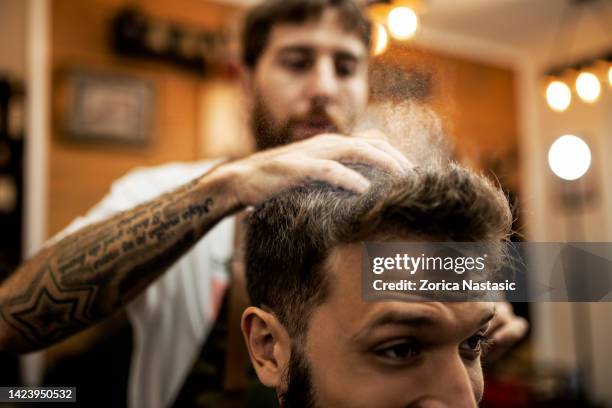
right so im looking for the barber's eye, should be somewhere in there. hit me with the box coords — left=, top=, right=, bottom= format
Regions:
left=335, top=59, right=356, bottom=77
left=374, top=339, right=421, bottom=362
left=281, top=56, right=311, bottom=72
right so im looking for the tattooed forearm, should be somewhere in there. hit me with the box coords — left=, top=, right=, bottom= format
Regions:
left=0, top=169, right=238, bottom=352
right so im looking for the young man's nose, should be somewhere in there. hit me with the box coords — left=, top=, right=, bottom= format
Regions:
left=306, top=56, right=340, bottom=103
left=417, top=354, right=480, bottom=408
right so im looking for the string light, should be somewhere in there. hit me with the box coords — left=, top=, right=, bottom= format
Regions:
left=546, top=80, right=572, bottom=112
left=548, top=135, right=591, bottom=181
left=372, top=23, right=389, bottom=56
left=575, top=72, right=601, bottom=103
left=387, top=6, right=418, bottom=40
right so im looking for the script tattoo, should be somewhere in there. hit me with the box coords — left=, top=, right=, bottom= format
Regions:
left=0, top=182, right=221, bottom=350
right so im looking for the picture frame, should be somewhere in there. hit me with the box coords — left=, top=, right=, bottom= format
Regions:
left=65, top=71, right=154, bottom=144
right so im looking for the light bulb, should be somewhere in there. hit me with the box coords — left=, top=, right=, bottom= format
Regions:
left=372, top=23, right=389, bottom=56
left=575, top=72, right=601, bottom=103
left=387, top=6, right=418, bottom=40
left=546, top=80, right=571, bottom=112
left=548, top=134, right=591, bottom=181
left=608, top=65, right=612, bottom=87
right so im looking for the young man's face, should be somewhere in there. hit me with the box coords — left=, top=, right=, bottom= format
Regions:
left=282, top=244, right=494, bottom=408
left=248, top=8, right=369, bottom=149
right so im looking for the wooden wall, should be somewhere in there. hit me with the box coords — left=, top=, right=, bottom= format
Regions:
left=0, top=0, right=27, bottom=77
left=49, top=0, right=238, bottom=236
left=377, top=44, right=518, bottom=168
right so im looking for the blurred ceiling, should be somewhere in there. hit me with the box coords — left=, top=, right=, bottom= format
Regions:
left=423, top=0, right=612, bottom=53
left=208, top=0, right=612, bottom=65
left=425, top=0, right=568, bottom=49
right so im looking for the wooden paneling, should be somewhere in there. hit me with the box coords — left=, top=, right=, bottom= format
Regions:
left=377, top=44, right=518, bottom=168
left=49, top=0, right=236, bottom=236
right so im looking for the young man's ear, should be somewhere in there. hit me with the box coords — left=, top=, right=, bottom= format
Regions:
left=241, top=306, right=291, bottom=388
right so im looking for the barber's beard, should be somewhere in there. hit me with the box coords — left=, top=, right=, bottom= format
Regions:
left=280, top=344, right=319, bottom=408
left=251, top=96, right=347, bottom=150
left=251, top=98, right=290, bottom=150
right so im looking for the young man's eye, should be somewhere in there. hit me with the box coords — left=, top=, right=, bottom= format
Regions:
left=460, top=334, right=491, bottom=357
left=374, top=339, right=421, bottom=362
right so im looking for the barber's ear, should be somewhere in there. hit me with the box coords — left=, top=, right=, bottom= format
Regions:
left=241, top=306, right=291, bottom=388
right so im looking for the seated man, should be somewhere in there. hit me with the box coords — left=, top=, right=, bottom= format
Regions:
left=241, top=162, right=512, bottom=407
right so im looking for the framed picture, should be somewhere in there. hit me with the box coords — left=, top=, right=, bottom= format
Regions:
left=65, top=71, right=154, bottom=144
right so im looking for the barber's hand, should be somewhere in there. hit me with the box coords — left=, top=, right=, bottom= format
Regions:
left=221, top=133, right=413, bottom=207
left=486, top=302, right=529, bottom=361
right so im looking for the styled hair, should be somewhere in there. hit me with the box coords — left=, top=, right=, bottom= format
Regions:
left=241, top=0, right=371, bottom=69
left=245, top=163, right=512, bottom=338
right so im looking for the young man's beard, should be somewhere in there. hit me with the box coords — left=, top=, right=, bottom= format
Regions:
left=280, top=343, right=319, bottom=408
left=251, top=96, right=345, bottom=151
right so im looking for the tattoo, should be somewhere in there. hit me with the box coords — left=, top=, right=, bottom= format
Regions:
left=0, top=176, right=226, bottom=350
left=117, top=229, right=197, bottom=300
left=0, top=264, right=94, bottom=345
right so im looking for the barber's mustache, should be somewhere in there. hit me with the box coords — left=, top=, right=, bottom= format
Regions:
left=288, top=107, right=343, bottom=133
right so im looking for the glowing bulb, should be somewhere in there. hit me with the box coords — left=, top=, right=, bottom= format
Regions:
left=546, top=80, right=571, bottom=112
left=608, top=65, right=612, bottom=87
left=372, top=23, right=389, bottom=56
left=548, top=134, right=591, bottom=181
left=575, top=72, right=601, bottom=103
left=387, top=6, right=418, bottom=40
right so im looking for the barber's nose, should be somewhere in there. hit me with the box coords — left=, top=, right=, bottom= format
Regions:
left=307, top=57, right=339, bottom=103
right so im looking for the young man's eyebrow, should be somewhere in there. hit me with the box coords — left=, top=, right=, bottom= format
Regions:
left=352, top=307, right=496, bottom=342
left=479, top=308, right=496, bottom=328
left=350, top=310, right=440, bottom=343
left=368, top=311, right=438, bottom=329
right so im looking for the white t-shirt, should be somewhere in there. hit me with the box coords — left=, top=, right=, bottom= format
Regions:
left=51, top=160, right=235, bottom=408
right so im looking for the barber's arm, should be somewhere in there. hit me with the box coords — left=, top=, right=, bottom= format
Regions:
left=0, top=134, right=410, bottom=353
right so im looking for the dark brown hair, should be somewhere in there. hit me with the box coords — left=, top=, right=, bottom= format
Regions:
left=245, top=163, right=512, bottom=338
left=241, top=0, right=371, bottom=69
